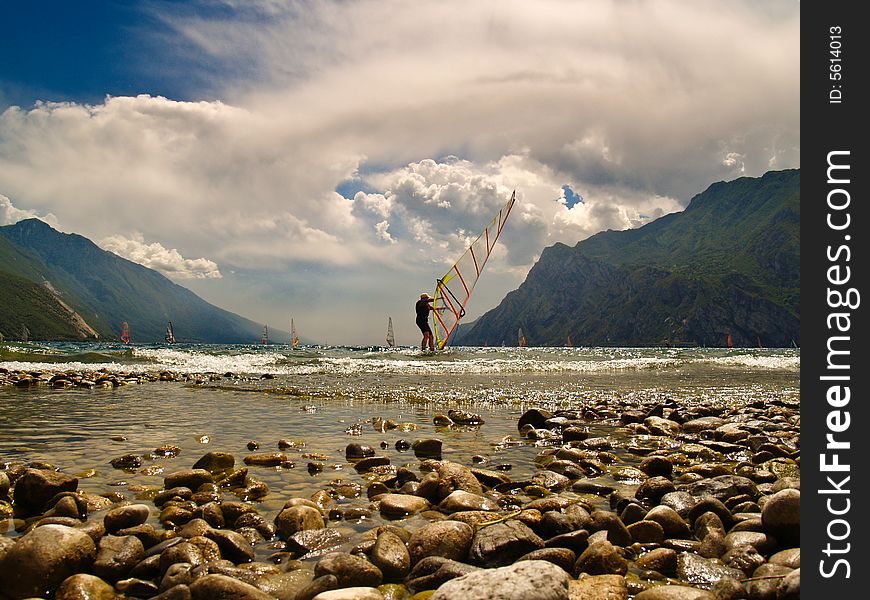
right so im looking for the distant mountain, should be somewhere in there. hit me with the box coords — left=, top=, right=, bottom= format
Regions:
left=457, top=169, right=800, bottom=347
left=0, top=219, right=272, bottom=343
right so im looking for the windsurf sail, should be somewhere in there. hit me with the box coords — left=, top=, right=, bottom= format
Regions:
left=120, top=321, right=131, bottom=344
left=726, top=334, right=733, bottom=348
left=518, top=327, right=527, bottom=347
left=386, top=317, right=395, bottom=347
left=260, top=325, right=269, bottom=345
left=564, top=335, right=572, bottom=348
left=165, top=321, right=176, bottom=344
left=432, top=190, right=516, bottom=350
left=291, top=318, right=299, bottom=348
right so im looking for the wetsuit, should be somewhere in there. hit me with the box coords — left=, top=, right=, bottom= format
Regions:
left=416, top=298, right=433, bottom=334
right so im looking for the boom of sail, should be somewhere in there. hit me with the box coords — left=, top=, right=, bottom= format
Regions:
left=432, top=190, right=516, bottom=350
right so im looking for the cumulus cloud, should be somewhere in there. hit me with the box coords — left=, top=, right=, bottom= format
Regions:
left=0, top=0, right=798, bottom=343
left=100, top=232, right=222, bottom=280
left=0, top=193, right=58, bottom=227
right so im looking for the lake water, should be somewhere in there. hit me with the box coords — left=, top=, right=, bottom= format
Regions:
left=1, top=343, right=799, bottom=546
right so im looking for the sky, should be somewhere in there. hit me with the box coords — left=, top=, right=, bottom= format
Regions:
left=0, top=0, right=800, bottom=345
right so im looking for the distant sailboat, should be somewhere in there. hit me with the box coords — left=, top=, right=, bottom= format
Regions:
left=757, top=336, right=763, bottom=349
left=120, top=321, right=131, bottom=344
left=260, top=325, right=269, bottom=345
left=386, top=317, right=395, bottom=347
left=726, top=334, right=733, bottom=348
left=518, top=327, right=527, bottom=347
left=564, top=335, right=573, bottom=347
left=21, top=324, right=30, bottom=343
left=290, top=318, right=299, bottom=349
left=165, top=321, right=176, bottom=344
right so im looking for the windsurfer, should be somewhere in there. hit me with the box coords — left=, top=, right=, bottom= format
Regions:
left=415, top=293, right=438, bottom=351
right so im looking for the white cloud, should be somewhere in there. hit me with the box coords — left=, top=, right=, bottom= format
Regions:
left=0, top=193, right=58, bottom=227
left=100, top=232, right=222, bottom=280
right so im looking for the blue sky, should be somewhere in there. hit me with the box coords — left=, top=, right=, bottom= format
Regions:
left=0, top=1, right=800, bottom=344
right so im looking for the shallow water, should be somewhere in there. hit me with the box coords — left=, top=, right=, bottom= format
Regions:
left=1, top=343, right=799, bottom=546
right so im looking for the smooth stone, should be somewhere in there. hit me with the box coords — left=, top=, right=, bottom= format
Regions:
left=189, top=573, right=274, bottom=599
left=436, top=462, right=484, bottom=500
left=447, top=409, right=484, bottom=425
left=0, top=524, right=97, bottom=598
left=257, top=569, right=318, bottom=600
left=312, top=588, right=385, bottom=600
left=205, top=528, right=256, bottom=563
left=635, top=477, right=676, bottom=505
left=104, top=503, right=151, bottom=533
left=627, top=520, right=665, bottom=544
left=721, top=544, right=764, bottom=576
left=709, top=576, right=745, bottom=600
left=572, top=540, right=627, bottom=576
left=760, top=489, right=799, bottom=547
left=724, top=531, right=777, bottom=555
left=370, top=531, right=411, bottom=581
left=639, top=456, right=674, bottom=478
left=12, top=468, right=79, bottom=515
left=55, top=573, right=117, bottom=600
left=544, top=529, right=590, bottom=553
left=683, top=475, right=758, bottom=502
left=406, top=556, right=480, bottom=590
left=681, top=417, right=726, bottom=433
left=431, top=560, right=569, bottom=600
left=191, top=452, right=235, bottom=473
left=589, top=510, right=632, bottom=547
left=315, top=552, right=383, bottom=588
left=346, top=443, right=377, bottom=459
left=412, top=439, right=443, bottom=460
left=516, top=547, right=576, bottom=572
left=438, top=490, right=499, bottom=513
left=634, top=585, right=715, bottom=599
left=408, top=520, right=474, bottom=564
left=116, top=577, right=161, bottom=597
left=275, top=505, right=325, bottom=538
left=296, top=574, right=340, bottom=600
left=354, top=457, right=391, bottom=472
left=378, top=494, right=431, bottom=518
left=746, top=563, right=793, bottom=600
left=287, top=528, right=346, bottom=559
left=688, top=497, right=733, bottom=529
left=635, top=548, right=677, bottom=574
left=243, top=452, right=290, bottom=466
left=163, top=470, right=213, bottom=491
left=660, top=491, right=696, bottom=518
left=468, top=520, right=545, bottom=568
left=644, top=506, right=691, bottom=539
left=777, top=568, right=800, bottom=599
left=518, top=409, right=554, bottom=430
left=568, top=574, right=628, bottom=600
left=769, top=548, right=800, bottom=568
left=676, top=552, right=743, bottom=588
left=158, top=542, right=204, bottom=575
left=93, top=534, right=146, bottom=582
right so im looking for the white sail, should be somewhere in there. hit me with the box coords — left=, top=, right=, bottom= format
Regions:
left=291, top=318, right=299, bottom=348
left=386, top=317, right=395, bottom=347
left=432, top=191, right=516, bottom=350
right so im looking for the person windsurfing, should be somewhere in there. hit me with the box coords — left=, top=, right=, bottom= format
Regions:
left=416, top=293, right=437, bottom=351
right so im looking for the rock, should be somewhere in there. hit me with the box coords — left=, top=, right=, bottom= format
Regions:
left=721, top=544, right=764, bottom=576
left=158, top=541, right=204, bottom=575
left=346, top=443, right=377, bottom=459
left=516, top=548, right=576, bottom=572
left=777, top=567, right=800, bottom=599
left=0, top=524, right=97, bottom=598
left=110, top=454, right=143, bottom=470
left=769, top=548, right=800, bottom=568
left=370, top=530, right=411, bottom=581
left=644, top=417, right=681, bottom=436
left=406, top=556, right=480, bottom=590
left=191, top=452, right=235, bottom=473
left=636, top=477, right=676, bottom=505
left=275, top=505, right=325, bottom=538
left=12, top=468, right=78, bottom=515
left=563, top=427, right=589, bottom=442
left=104, top=503, right=151, bottom=533
left=683, top=475, right=757, bottom=502
left=378, top=494, right=431, bottom=518
left=431, top=560, right=569, bottom=600
left=189, top=573, right=274, bottom=599
left=412, top=439, right=443, bottom=459
left=660, top=491, right=696, bottom=518
left=205, top=528, right=256, bottom=563
left=163, top=469, right=213, bottom=491
left=315, top=552, right=383, bottom=588
left=635, top=548, right=677, bottom=574
left=469, top=520, right=545, bottom=567
left=518, top=409, right=554, bottom=431
left=408, top=520, right=474, bottom=564
left=688, top=498, right=733, bottom=530
left=568, top=574, right=628, bottom=600
left=761, top=489, right=799, bottom=547
left=572, top=540, right=627, bottom=576
left=645, top=505, right=691, bottom=538
left=676, top=552, right=743, bottom=588
left=746, top=563, right=793, bottom=600
left=312, top=588, right=385, bottom=600
left=286, top=528, right=345, bottom=559
left=93, top=534, right=146, bottom=581
left=354, top=456, right=391, bottom=472
left=709, top=576, right=745, bottom=600
left=530, top=471, right=571, bottom=491
left=589, top=510, right=632, bottom=547
left=116, top=577, right=161, bottom=597
left=436, top=462, right=484, bottom=500
left=724, top=531, right=777, bottom=555
left=634, top=585, right=715, bottom=599
left=447, top=409, right=484, bottom=425
left=439, top=490, right=500, bottom=513
left=681, top=417, right=726, bottom=433
left=55, top=573, right=117, bottom=600
left=243, top=452, right=290, bottom=466
left=627, top=520, right=665, bottom=544
left=296, top=574, right=340, bottom=600
left=639, top=456, right=674, bottom=478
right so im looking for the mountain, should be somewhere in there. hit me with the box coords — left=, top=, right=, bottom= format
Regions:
left=0, top=219, right=272, bottom=343
left=457, top=169, right=800, bottom=347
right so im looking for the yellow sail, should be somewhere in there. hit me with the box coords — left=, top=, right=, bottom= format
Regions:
left=433, top=191, right=516, bottom=350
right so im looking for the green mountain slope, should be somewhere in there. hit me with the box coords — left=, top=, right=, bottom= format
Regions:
left=0, top=219, right=270, bottom=343
left=458, top=169, right=800, bottom=347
